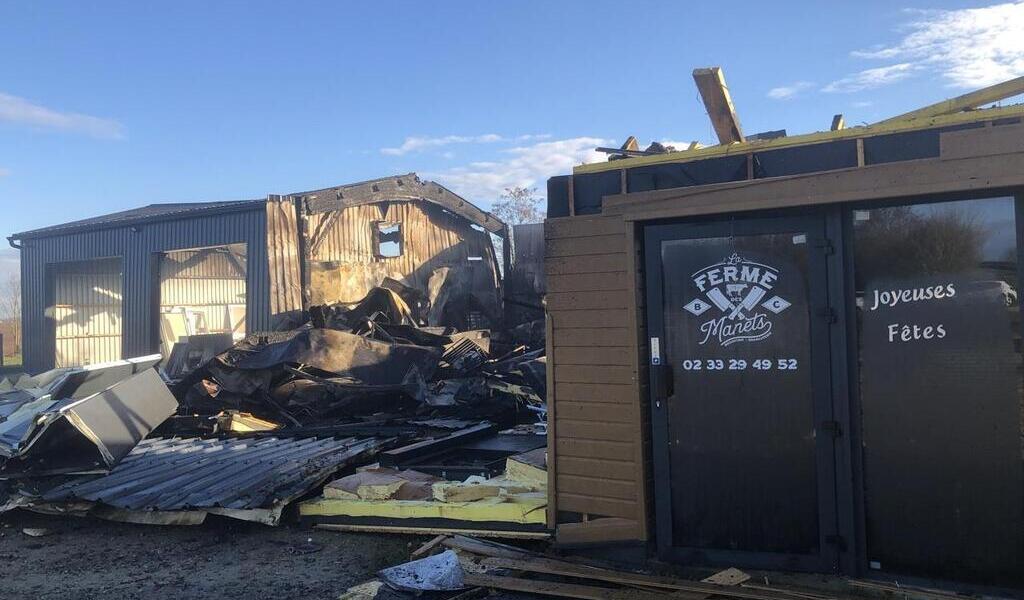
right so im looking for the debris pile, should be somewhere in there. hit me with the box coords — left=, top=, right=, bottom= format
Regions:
left=172, top=283, right=545, bottom=432
left=0, top=281, right=547, bottom=537
left=345, top=534, right=845, bottom=600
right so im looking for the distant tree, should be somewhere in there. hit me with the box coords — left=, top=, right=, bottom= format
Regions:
left=492, top=186, right=545, bottom=226
left=0, top=274, right=20, bottom=356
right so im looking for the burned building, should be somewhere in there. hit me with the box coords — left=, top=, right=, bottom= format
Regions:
left=9, top=174, right=506, bottom=374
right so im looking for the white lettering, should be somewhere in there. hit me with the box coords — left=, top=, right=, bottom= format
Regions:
left=885, top=322, right=948, bottom=343
left=869, top=284, right=957, bottom=311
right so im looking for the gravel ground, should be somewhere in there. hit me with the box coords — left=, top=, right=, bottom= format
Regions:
left=0, top=509, right=421, bottom=600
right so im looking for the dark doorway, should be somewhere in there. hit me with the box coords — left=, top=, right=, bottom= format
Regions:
left=644, top=214, right=841, bottom=572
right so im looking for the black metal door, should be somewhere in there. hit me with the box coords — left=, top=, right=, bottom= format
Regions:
left=645, top=215, right=840, bottom=572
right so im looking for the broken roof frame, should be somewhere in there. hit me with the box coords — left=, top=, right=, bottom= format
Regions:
left=580, top=73, right=1024, bottom=174
left=9, top=172, right=506, bottom=240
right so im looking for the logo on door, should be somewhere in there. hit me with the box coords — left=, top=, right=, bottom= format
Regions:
left=682, top=253, right=791, bottom=346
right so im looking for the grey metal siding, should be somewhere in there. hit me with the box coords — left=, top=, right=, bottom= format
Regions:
left=18, top=206, right=270, bottom=373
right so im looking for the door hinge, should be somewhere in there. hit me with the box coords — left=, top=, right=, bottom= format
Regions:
left=820, top=420, right=842, bottom=438
left=825, top=534, right=847, bottom=551
left=816, top=307, right=837, bottom=323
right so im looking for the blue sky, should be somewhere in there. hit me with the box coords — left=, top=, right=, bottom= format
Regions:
left=2, top=1, right=1023, bottom=276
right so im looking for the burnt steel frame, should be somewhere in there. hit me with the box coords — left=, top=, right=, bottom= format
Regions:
left=643, top=210, right=846, bottom=573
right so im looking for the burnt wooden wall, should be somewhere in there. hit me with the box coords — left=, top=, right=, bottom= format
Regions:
left=545, top=213, right=649, bottom=543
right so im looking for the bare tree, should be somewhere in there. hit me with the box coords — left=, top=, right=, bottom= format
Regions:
left=0, top=273, right=21, bottom=356
left=492, top=186, right=545, bottom=226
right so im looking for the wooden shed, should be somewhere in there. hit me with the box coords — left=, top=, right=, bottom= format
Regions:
left=544, top=76, right=1024, bottom=589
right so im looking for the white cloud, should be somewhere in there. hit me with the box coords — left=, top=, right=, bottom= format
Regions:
left=426, top=136, right=610, bottom=204
left=822, top=63, right=918, bottom=93
left=381, top=133, right=550, bottom=156
left=842, top=2, right=1024, bottom=89
left=0, top=92, right=125, bottom=139
left=767, top=81, right=814, bottom=100
left=852, top=101, right=874, bottom=108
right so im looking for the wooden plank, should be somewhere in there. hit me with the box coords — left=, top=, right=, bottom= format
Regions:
left=553, top=346, right=632, bottom=366
left=941, top=122, right=1024, bottom=160
left=546, top=254, right=627, bottom=275
left=557, top=474, right=636, bottom=501
left=479, top=557, right=817, bottom=600
left=463, top=573, right=678, bottom=600
left=557, top=438, right=635, bottom=461
left=555, top=518, right=644, bottom=546
left=555, top=365, right=634, bottom=385
left=410, top=534, right=448, bottom=559
left=546, top=216, right=625, bottom=239
left=558, top=456, right=637, bottom=481
left=548, top=309, right=628, bottom=329
left=692, top=67, right=744, bottom=144
left=552, top=327, right=630, bottom=346
left=557, top=492, right=638, bottom=519
left=547, top=273, right=628, bottom=293
left=555, top=382, right=635, bottom=404
left=622, top=219, right=648, bottom=542
left=317, top=524, right=550, bottom=540
left=557, top=419, right=636, bottom=443
left=442, top=534, right=537, bottom=559
left=545, top=312, right=558, bottom=529
left=547, top=291, right=630, bottom=311
left=556, top=401, right=635, bottom=423
left=875, top=75, right=1024, bottom=125
left=546, top=235, right=626, bottom=258
left=603, top=145, right=1024, bottom=223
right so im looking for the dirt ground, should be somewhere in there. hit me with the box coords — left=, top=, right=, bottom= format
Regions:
left=0, top=509, right=423, bottom=600
left=0, top=508, right=879, bottom=600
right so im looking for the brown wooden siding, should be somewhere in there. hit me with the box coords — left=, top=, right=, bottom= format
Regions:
left=545, top=214, right=648, bottom=540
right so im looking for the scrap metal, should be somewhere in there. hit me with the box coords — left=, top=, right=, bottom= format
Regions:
left=42, top=434, right=384, bottom=525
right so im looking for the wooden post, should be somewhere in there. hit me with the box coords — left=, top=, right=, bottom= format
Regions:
left=692, top=67, right=745, bottom=144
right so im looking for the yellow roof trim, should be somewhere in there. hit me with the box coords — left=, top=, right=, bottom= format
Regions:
left=574, top=104, right=1024, bottom=175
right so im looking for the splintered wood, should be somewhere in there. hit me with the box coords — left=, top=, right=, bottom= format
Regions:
left=435, top=534, right=840, bottom=600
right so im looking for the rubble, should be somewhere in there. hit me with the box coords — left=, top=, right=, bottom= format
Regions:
left=0, top=356, right=177, bottom=477
left=38, top=435, right=384, bottom=526
left=0, top=277, right=547, bottom=541
left=301, top=447, right=548, bottom=537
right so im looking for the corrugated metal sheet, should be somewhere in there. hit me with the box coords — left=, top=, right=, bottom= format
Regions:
left=44, top=435, right=382, bottom=516
left=307, top=200, right=499, bottom=307
left=12, top=200, right=265, bottom=239
left=158, top=246, right=247, bottom=337
left=265, top=196, right=304, bottom=320
left=18, top=204, right=270, bottom=373
left=53, top=263, right=124, bottom=368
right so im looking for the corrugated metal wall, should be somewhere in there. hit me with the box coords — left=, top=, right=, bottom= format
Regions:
left=19, top=205, right=270, bottom=373
left=307, top=200, right=499, bottom=308
left=265, top=197, right=304, bottom=320
left=52, top=259, right=124, bottom=367
left=158, top=246, right=247, bottom=337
